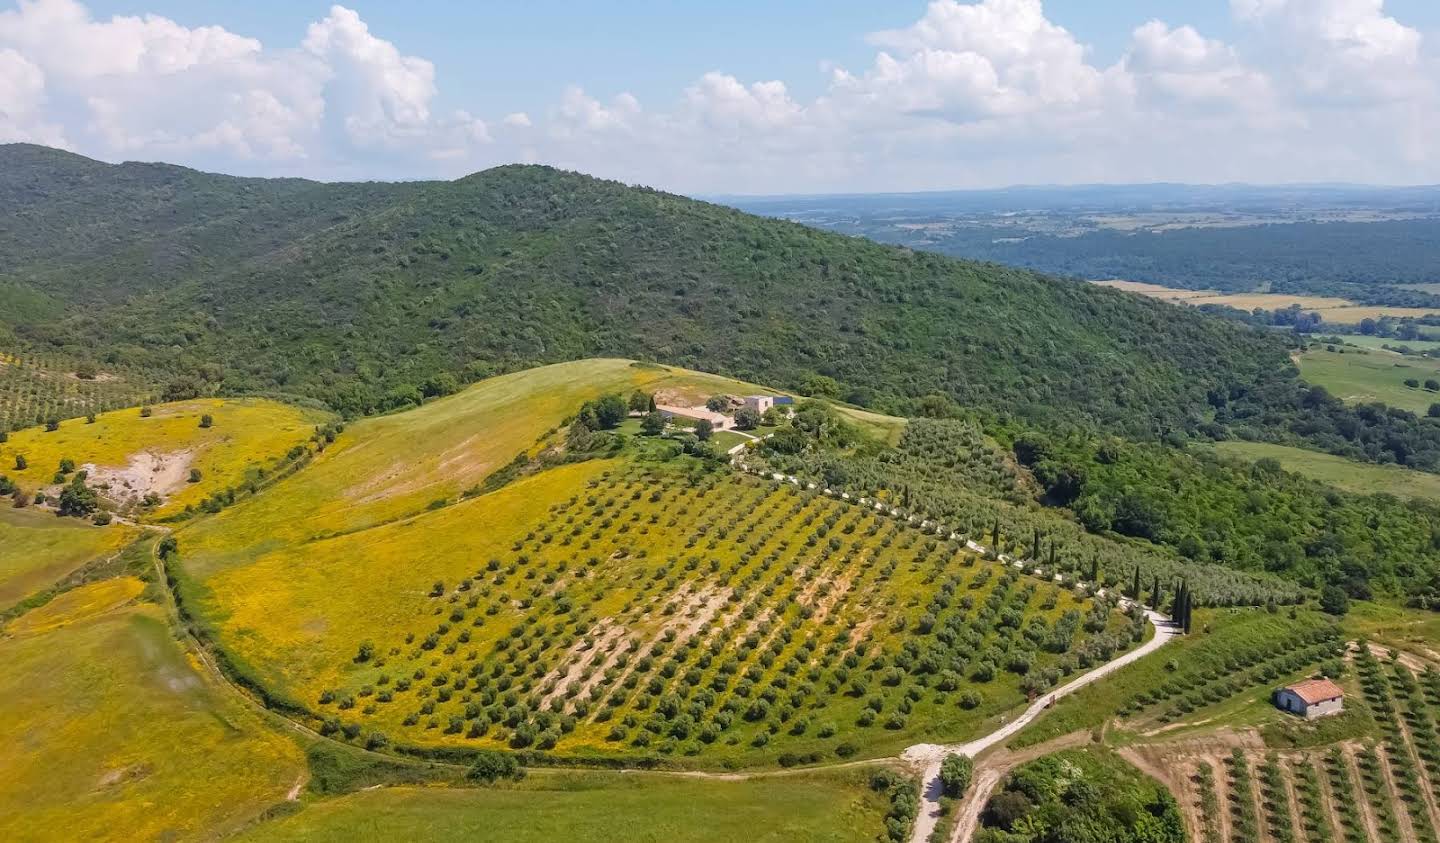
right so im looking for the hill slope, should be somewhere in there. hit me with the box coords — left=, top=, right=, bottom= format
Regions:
left=0, top=144, right=1287, bottom=437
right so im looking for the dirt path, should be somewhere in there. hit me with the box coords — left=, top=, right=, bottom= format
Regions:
left=906, top=608, right=1180, bottom=843
left=1210, top=756, right=1233, bottom=843
left=949, top=768, right=1001, bottom=843
left=946, top=732, right=1091, bottom=843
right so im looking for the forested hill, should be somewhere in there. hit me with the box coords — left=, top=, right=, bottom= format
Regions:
left=0, top=143, right=1287, bottom=435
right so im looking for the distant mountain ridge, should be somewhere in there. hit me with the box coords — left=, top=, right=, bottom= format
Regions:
left=0, top=143, right=1287, bottom=435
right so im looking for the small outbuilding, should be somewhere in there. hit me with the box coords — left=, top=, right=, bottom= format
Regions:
left=743, top=395, right=775, bottom=414
left=1273, top=678, right=1345, bottom=719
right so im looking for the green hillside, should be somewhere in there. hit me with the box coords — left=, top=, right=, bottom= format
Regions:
left=0, top=144, right=1286, bottom=439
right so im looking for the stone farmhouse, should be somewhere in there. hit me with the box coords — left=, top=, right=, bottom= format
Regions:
left=1273, top=678, right=1345, bottom=719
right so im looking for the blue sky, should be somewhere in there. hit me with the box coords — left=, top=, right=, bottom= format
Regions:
left=75, top=1, right=1244, bottom=109
left=5, top=0, right=1440, bottom=192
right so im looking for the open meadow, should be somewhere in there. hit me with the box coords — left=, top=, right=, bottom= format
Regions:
left=1095, top=279, right=1440, bottom=324
left=238, top=769, right=889, bottom=843
left=0, top=580, right=306, bottom=841
left=1297, top=347, right=1440, bottom=413
left=1213, top=441, right=1440, bottom=500
left=0, top=506, right=137, bottom=609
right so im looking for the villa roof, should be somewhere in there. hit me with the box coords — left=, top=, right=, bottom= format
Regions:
left=1284, top=678, right=1344, bottom=705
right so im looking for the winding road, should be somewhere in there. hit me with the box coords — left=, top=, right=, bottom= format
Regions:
left=902, top=608, right=1180, bottom=843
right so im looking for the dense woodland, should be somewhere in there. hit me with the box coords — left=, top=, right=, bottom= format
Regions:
left=1011, top=428, right=1440, bottom=600
left=0, top=144, right=1286, bottom=438
left=853, top=219, right=1440, bottom=307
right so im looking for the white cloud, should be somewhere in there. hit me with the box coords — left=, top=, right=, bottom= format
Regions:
left=1125, top=21, right=1271, bottom=108
left=1232, top=0, right=1429, bottom=103
left=0, top=46, right=67, bottom=145
left=0, top=0, right=1437, bottom=190
left=0, top=0, right=487, bottom=174
left=852, top=0, right=1116, bottom=121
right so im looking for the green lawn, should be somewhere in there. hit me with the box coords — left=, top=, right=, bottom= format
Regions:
left=710, top=430, right=751, bottom=451
left=239, top=770, right=889, bottom=843
left=1213, top=441, right=1440, bottom=500
left=1298, top=347, right=1440, bottom=413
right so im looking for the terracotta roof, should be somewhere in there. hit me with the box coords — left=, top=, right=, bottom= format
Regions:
left=1284, top=678, right=1344, bottom=705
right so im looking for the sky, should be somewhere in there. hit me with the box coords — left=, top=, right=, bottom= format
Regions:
left=2, top=0, right=1439, bottom=193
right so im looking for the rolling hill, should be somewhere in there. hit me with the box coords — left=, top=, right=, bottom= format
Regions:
left=0, top=143, right=1288, bottom=439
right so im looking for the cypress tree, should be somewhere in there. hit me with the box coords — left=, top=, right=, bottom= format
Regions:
left=1087, top=556, right=1099, bottom=584
left=1150, top=576, right=1161, bottom=610
left=1048, top=542, right=1057, bottom=568
left=991, top=520, right=1000, bottom=547
left=1131, top=566, right=1140, bottom=601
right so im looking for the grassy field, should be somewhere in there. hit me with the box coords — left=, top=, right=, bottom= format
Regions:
left=240, top=769, right=889, bottom=842
left=0, top=397, right=325, bottom=518
left=4, top=574, right=145, bottom=635
left=1343, top=601, right=1440, bottom=659
left=1213, top=441, right=1440, bottom=500
left=0, top=586, right=305, bottom=841
left=0, top=505, right=137, bottom=608
left=1297, top=347, right=1440, bottom=413
left=1338, top=335, right=1440, bottom=354
left=1096, top=280, right=1440, bottom=324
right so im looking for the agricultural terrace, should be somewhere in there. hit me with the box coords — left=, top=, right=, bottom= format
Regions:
left=187, top=458, right=1143, bottom=767
left=0, top=582, right=305, bottom=841
left=0, top=348, right=154, bottom=434
left=0, top=397, right=326, bottom=519
left=0, top=505, right=137, bottom=608
left=1140, top=644, right=1440, bottom=843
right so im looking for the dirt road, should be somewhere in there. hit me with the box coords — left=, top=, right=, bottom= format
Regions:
left=904, top=609, right=1180, bottom=843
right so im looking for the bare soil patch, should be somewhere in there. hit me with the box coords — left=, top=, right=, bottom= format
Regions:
left=83, top=449, right=194, bottom=508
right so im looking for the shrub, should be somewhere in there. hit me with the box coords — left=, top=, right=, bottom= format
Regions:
left=467, top=750, right=524, bottom=783
left=940, top=753, right=973, bottom=797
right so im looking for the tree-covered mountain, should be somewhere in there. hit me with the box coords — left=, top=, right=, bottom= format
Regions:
left=0, top=143, right=1294, bottom=438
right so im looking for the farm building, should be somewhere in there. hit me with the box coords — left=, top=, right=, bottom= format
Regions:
left=655, top=404, right=732, bottom=430
left=1273, top=678, right=1344, bottom=719
left=743, top=395, right=775, bottom=414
